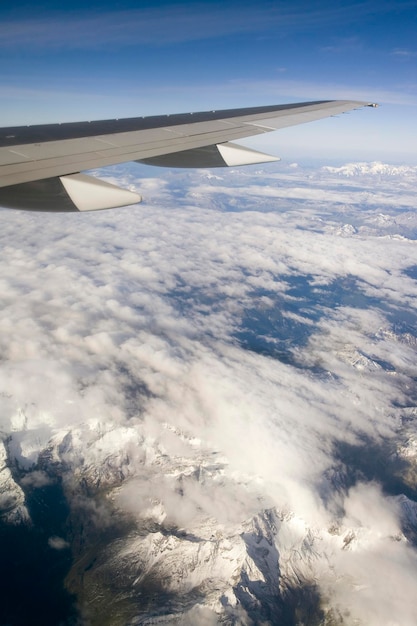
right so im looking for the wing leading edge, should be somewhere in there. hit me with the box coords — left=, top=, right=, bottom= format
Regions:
left=0, top=100, right=376, bottom=211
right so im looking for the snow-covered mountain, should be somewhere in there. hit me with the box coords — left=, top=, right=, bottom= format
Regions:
left=322, top=161, right=417, bottom=178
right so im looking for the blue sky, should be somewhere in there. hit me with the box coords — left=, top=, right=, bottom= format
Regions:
left=0, top=0, right=416, bottom=161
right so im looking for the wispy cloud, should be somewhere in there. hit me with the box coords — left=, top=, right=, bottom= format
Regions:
left=392, top=48, right=417, bottom=57
left=320, top=36, right=363, bottom=53
left=0, top=5, right=262, bottom=49
left=0, top=2, right=411, bottom=50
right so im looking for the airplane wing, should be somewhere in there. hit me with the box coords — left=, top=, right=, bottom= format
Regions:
left=0, top=100, right=376, bottom=212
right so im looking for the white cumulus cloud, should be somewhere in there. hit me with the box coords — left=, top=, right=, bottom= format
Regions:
left=0, top=161, right=416, bottom=623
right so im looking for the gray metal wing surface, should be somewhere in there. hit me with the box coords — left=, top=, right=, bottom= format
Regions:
left=0, top=100, right=375, bottom=211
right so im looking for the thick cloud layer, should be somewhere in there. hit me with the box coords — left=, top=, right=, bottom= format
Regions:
left=1, top=161, right=416, bottom=624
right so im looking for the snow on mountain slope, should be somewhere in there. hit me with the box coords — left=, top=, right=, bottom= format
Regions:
left=0, top=440, right=29, bottom=524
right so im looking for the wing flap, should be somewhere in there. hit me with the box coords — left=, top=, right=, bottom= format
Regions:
left=60, top=173, right=141, bottom=211
left=0, top=173, right=141, bottom=212
left=138, top=142, right=279, bottom=168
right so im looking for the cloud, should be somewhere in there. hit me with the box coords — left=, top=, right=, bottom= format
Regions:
left=0, top=2, right=411, bottom=50
left=0, top=161, right=416, bottom=622
left=0, top=5, right=259, bottom=49
left=392, top=48, right=417, bottom=57
left=21, top=470, right=54, bottom=487
left=48, top=535, right=70, bottom=550
left=0, top=3, right=316, bottom=50
left=342, top=482, right=402, bottom=536
left=320, top=36, right=363, bottom=53
left=326, top=484, right=417, bottom=625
